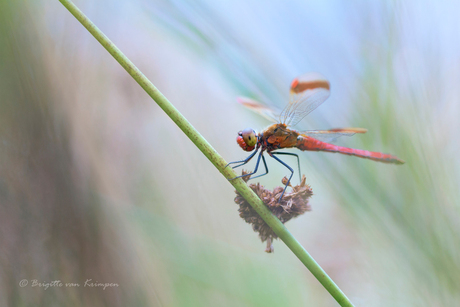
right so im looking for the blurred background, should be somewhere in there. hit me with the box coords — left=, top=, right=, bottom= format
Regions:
left=1, top=0, right=459, bottom=306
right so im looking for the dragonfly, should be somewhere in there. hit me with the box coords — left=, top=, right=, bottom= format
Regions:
left=227, top=72, right=404, bottom=201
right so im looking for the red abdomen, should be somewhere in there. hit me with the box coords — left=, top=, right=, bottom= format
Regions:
left=297, top=136, right=405, bottom=164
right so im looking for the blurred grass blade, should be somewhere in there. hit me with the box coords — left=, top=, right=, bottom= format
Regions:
left=58, top=0, right=354, bottom=305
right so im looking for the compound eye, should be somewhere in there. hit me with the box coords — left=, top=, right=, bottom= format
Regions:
left=241, top=128, right=257, bottom=147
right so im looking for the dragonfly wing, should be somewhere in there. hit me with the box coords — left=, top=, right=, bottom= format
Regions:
left=301, top=128, right=367, bottom=143
left=237, top=97, right=281, bottom=123
left=280, top=72, right=331, bottom=127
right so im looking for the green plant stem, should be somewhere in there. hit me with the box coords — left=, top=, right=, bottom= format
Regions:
left=58, top=1, right=354, bottom=306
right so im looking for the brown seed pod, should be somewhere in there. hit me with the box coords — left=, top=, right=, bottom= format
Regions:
left=234, top=171, right=313, bottom=253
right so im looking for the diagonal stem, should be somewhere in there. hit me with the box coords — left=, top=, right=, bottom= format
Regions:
left=58, top=1, right=354, bottom=306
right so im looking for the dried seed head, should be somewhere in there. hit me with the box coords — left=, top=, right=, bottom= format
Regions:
left=234, top=170, right=313, bottom=253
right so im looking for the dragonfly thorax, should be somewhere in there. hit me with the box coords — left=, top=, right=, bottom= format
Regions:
left=237, top=128, right=257, bottom=151
left=260, top=123, right=299, bottom=151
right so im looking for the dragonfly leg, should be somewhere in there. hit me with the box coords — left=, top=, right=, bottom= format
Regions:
left=226, top=148, right=258, bottom=169
left=268, top=152, right=294, bottom=202
left=246, top=154, right=269, bottom=180
left=228, top=150, right=265, bottom=181
left=271, top=152, right=301, bottom=182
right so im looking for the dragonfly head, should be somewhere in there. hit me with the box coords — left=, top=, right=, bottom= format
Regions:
left=237, top=128, right=257, bottom=151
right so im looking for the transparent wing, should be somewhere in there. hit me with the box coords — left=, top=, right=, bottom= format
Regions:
left=237, top=97, right=281, bottom=123
left=301, top=128, right=367, bottom=143
left=280, top=72, right=331, bottom=127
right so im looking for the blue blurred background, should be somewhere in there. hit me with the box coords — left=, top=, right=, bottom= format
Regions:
left=1, top=0, right=460, bottom=306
